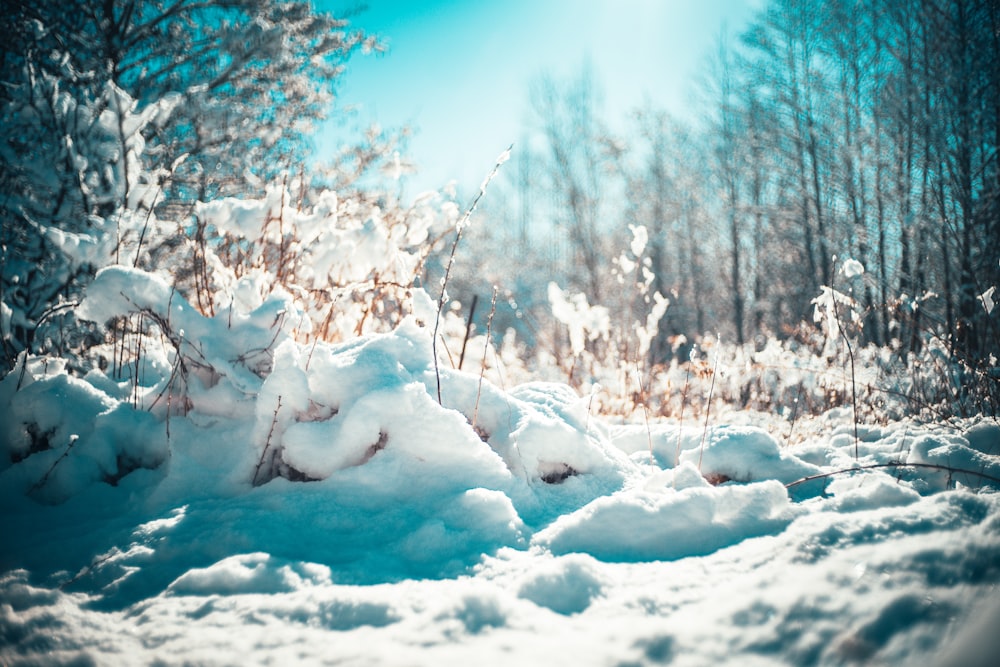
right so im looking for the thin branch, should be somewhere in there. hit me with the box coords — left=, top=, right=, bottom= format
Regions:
left=832, top=295, right=860, bottom=460
left=472, top=287, right=498, bottom=429
left=458, top=293, right=479, bottom=371
left=433, top=145, right=512, bottom=404
left=29, top=435, right=80, bottom=495
left=785, top=461, right=1000, bottom=490
left=697, top=338, right=721, bottom=473
left=252, top=396, right=282, bottom=486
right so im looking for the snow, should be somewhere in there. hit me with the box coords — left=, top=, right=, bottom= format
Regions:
left=3, top=200, right=1000, bottom=665
left=628, top=223, right=648, bottom=258
left=841, top=257, right=865, bottom=279
left=548, top=282, right=611, bottom=357
left=3, top=300, right=999, bottom=665
left=979, top=285, right=996, bottom=315
left=534, top=475, right=797, bottom=562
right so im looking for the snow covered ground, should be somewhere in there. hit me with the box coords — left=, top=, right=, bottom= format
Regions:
left=2, top=275, right=999, bottom=665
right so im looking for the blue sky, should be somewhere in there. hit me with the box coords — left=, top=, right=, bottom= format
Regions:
left=314, top=0, right=762, bottom=198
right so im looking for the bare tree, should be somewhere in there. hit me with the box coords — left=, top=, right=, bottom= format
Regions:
left=707, top=31, right=748, bottom=345
left=529, top=64, right=620, bottom=303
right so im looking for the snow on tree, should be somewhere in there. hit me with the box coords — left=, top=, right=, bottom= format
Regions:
left=0, top=0, right=379, bottom=372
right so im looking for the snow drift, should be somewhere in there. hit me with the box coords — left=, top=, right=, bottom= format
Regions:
left=2, top=270, right=999, bottom=664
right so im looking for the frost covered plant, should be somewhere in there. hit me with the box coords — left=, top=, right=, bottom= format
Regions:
left=811, top=286, right=862, bottom=360
left=187, top=175, right=458, bottom=345
left=547, top=224, right=668, bottom=416
left=432, top=145, right=511, bottom=404
left=548, top=283, right=611, bottom=360
left=812, top=258, right=868, bottom=455
left=610, top=224, right=669, bottom=412
left=0, top=79, right=180, bottom=371
left=613, top=225, right=671, bottom=340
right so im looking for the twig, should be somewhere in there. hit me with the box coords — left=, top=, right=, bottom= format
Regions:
left=0, top=243, right=14, bottom=365
left=697, top=337, right=721, bottom=473
left=458, top=294, right=479, bottom=371
left=15, top=300, right=80, bottom=390
left=786, top=383, right=804, bottom=444
left=635, top=363, right=654, bottom=471
left=148, top=329, right=190, bottom=440
left=133, top=312, right=143, bottom=408
left=832, top=297, right=860, bottom=461
left=784, top=461, right=1000, bottom=490
left=472, top=287, right=498, bottom=429
left=13, top=350, right=29, bottom=392
left=585, top=384, right=599, bottom=436
left=675, top=361, right=692, bottom=467
left=29, top=435, right=80, bottom=494
left=133, top=188, right=161, bottom=268
left=252, top=396, right=282, bottom=486
left=433, top=145, right=512, bottom=405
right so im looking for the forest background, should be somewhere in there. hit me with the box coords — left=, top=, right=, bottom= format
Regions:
left=2, top=0, right=998, bottom=424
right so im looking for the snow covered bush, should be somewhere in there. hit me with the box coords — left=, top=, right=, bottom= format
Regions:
left=0, top=355, right=168, bottom=504
left=543, top=224, right=669, bottom=417
left=0, top=74, right=179, bottom=371
left=186, top=178, right=458, bottom=342
left=0, top=0, right=381, bottom=376
left=533, top=255, right=998, bottom=427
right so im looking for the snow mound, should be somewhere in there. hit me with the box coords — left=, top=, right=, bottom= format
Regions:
left=827, top=473, right=922, bottom=512
left=261, top=324, right=513, bottom=488
left=907, top=432, right=1000, bottom=492
left=677, top=425, right=822, bottom=485
left=534, top=471, right=799, bottom=561
left=515, top=553, right=605, bottom=615
left=4, top=267, right=1000, bottom=665
left=964, top=422, right=1000, bottom=455
left=167, top=553, right=333, bottom=596
left=0, top=362, right=166, bottom=503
